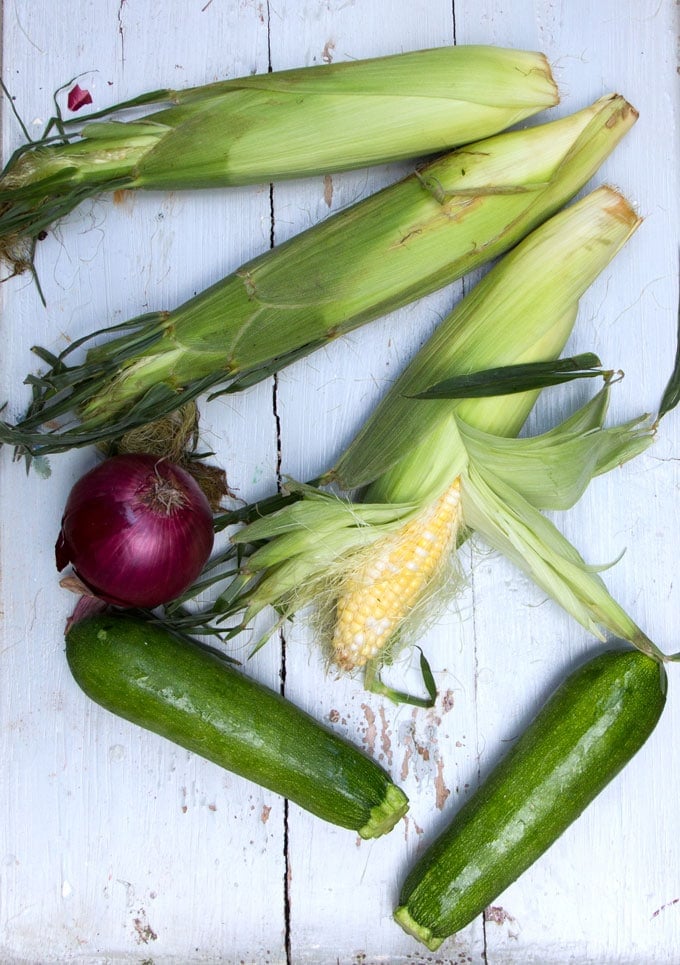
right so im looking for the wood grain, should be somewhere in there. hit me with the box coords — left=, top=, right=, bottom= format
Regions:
left=1, top=1, right=678, bottom=962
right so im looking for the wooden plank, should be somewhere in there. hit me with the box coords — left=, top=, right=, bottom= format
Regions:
left=0, top=4, right=286, bottom=963
left=265, top=5, right=484, bottom=963
left=0, top=0, right=678, bottom=962
left=455, top=1, right=680, bottom=962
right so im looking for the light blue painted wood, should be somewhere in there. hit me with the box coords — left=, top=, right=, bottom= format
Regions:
left=0, top=1, right=678, bottom=961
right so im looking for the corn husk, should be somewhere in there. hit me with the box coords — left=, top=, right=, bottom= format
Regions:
left=179, top=187, right=659, bottom=675
left=0, top=46, right=558, bottom=272
left=2, top=96, right=637, bottom=462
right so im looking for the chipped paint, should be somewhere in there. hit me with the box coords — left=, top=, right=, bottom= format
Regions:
left=397, top=708, right=451, bottom=808
left=400, top=735, right=412, bottom=783
left=484, top=904, right=520, bottom=940
left=133, top=909, right=158, bottom=945
left=434, top=757, right=450, bottom=810
left=485, top=905, right=515, bottom=926
left=378, top=705, right=392, bottom=766
left=323, top=174, right=333, bottom=208
left=441, top=688, right=455, bottom=714
left=328, top=708, right=347, bottom=726
left=402, top=813, right=424, bottom=842
left=361, top=703, right=377, bottom=756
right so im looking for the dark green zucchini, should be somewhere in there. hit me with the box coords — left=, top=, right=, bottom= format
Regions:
left=65, top=613, right=408, bottom=838
left=394, top=647, right=666, bottom=949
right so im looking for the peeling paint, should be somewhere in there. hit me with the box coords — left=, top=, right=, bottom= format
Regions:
left=133, top=908, right=158, bottom=945
left=361, top=703, right=377, bottom=756
left=398, top=709, right=451, bottom=806
left=402, top=813, right=424, bottom=842
left=378, top=705, right=392, bottom=766
left=434, top=757, right=450, bottom=811
left=323, top=174, right=334, bottom=208
left=485, top=905, right=515, bottom=925
left=484, top=904, right=520, bottom=940
left=441, top=688, right=455, bottom=714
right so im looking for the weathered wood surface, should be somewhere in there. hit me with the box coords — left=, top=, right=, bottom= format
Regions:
left=1, top=1, right=678, bottom=962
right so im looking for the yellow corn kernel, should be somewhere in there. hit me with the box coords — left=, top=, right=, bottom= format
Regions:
left=332, top=479, right=463, bottom=670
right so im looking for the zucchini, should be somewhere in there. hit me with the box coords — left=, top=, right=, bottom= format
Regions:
left=394, top=647, right=666, bottom=949
left=65, top=613, right=408, bottom=838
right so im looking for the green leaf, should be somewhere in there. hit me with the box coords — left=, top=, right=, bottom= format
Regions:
left=417, top=647, right=438, bottom=704
left=364, top=650, right=437, bottom=708
left=658, top=287, right=680, bottom=420
left=411, top=353, right=607, bottom=400
left=460, top=461, right=663, bottom=660
left=213, top=338, right=332, bottom=397
left=213, top=490, right=305, bottom=532
left=0, top=78, right=33, bottom=144
left=457, top=387, right=655, bottom=511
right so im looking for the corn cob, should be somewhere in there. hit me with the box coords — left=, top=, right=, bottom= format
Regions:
left=0, top=46, right=558, bottom=273
left=195, top=187, right=658, bottom=675
left=332, top=481, right=463, bottom=669
left=1, top=96, right=637, bottom=461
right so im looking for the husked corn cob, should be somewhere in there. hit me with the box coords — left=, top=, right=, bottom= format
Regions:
left=333, top=481, right=463, bottom=669
left=188, top=187, right=659, bottom=679
left=0, top=46, right=558, bottom=273
left=1, top=96, right=637, bottom=461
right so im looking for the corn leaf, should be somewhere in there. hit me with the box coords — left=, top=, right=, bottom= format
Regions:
left=335, top=186, right=641, bottom=498
left=364, top=649, right=438, bottom=708
left=460, top=461, right=662, bottom=659
left=658, top=288, right=680, bottom=420
left=2, top=97, right=638, bottom=462
left=457, top=387, right=655, bottom=510
left=1, top=46, right=559, bottom=279
left=411, top=352, right=606, bottom=399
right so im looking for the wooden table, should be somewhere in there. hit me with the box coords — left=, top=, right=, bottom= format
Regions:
left=1, top=1, right=679, bottom=962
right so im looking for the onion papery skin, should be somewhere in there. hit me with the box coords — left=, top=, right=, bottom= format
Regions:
left=56, top=454, right=214, bottom=608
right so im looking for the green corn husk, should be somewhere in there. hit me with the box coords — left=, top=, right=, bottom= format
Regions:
left=173, top=186, right=660, bottom=675
left=1, top=95, right=637, bottom=463
left=1, top=45, right=559, bottom=272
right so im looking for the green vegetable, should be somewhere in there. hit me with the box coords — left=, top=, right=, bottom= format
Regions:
left=187, top=187, right=656, bottom=676
left=394, top=647, right=666, bottom=949
left=2, top=94, right=636, bottom=460
left=0, top=45, right=559, bottom=274
left=65, top=613, right=408, bottom=838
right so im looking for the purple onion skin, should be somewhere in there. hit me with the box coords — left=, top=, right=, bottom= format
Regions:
left=56, top=454, right=214, bottom=608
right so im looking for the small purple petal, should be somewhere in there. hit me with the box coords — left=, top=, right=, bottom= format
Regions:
left=67, top=84, right=93, bottom=112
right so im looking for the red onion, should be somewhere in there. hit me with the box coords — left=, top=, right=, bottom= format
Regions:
left=56, top=454, right=214, bottom=608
